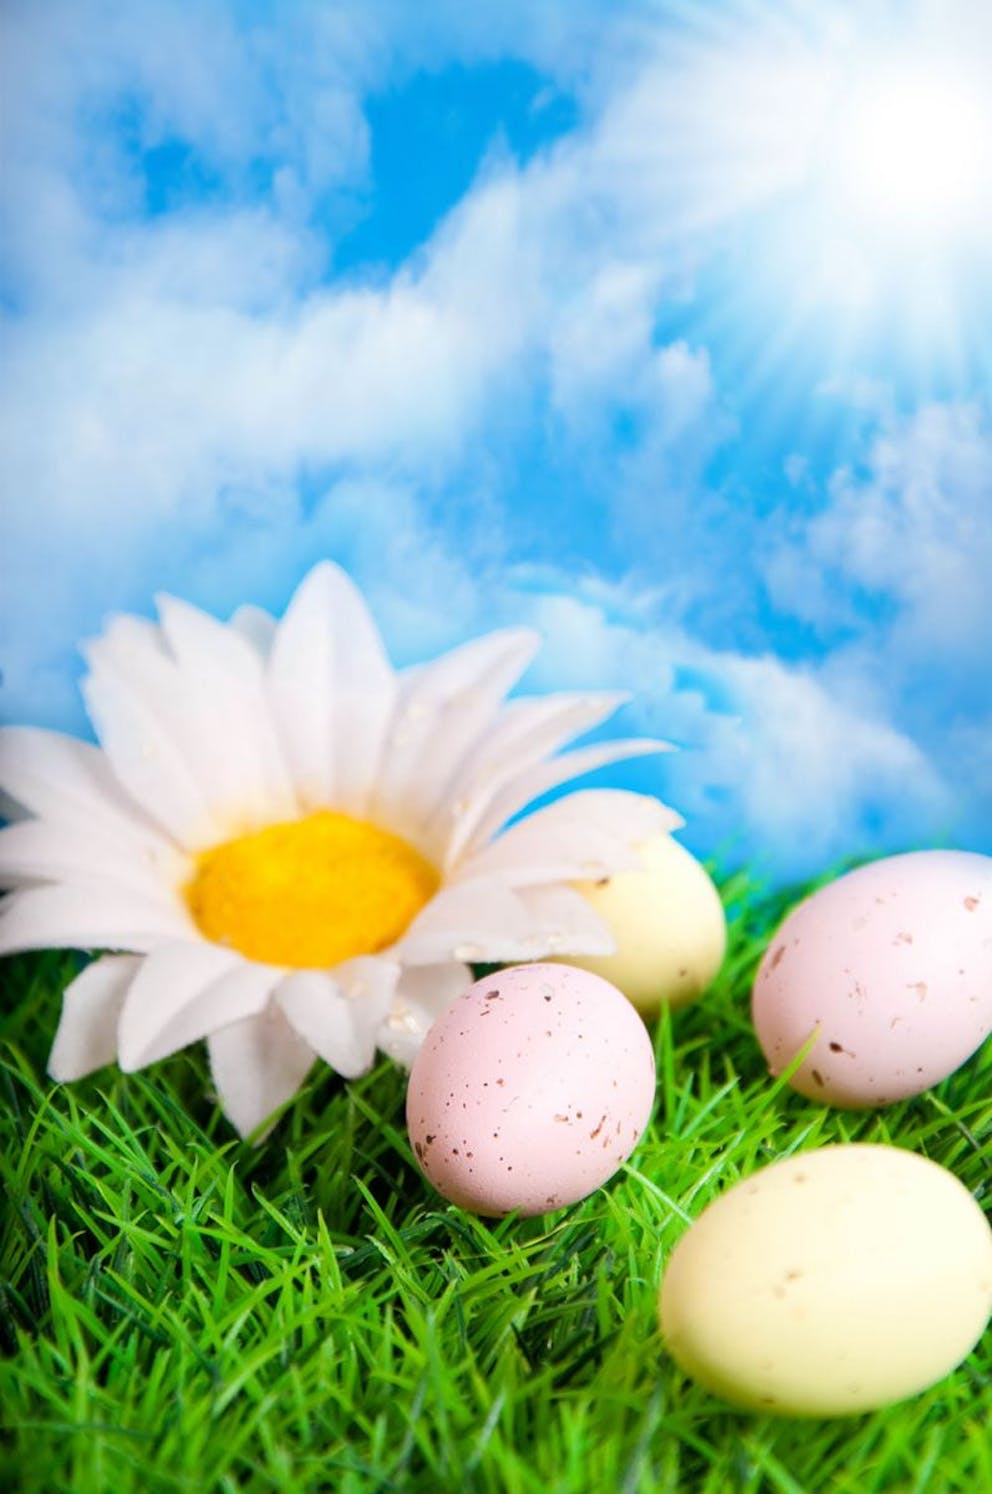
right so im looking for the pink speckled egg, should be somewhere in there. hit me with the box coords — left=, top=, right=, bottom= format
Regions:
left=406, top=963, right=656, bottom=1216
left=753, top=850, right=992, bottom=1107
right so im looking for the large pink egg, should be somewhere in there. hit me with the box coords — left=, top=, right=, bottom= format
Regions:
left=406, top=963, right=656, bottom=1216
left=752, top=850, right=992, bottom=1107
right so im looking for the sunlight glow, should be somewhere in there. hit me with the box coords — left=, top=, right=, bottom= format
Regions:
left=639, top=2, right=992, bottom=400
left=833, top=67, right=992, bottom=236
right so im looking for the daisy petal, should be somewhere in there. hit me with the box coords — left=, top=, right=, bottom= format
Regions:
left=395, top=878, right=613, bottom=969
left=547, top=787, right=686, bottom=840
left=0, top=818, right=189, bottom=896
left=455, top=789, right=683, bottom=887
left=82, top=657, right=220, bottom=848
left=513, top=883, right=616, bottom=956
left=87, top=609, right=262, bottom=836
left=207, top=1009, right=316, bottom=1140
left=393, top=878, right=551, bottom=965
left=275, top=957, right=399, bottom=1077
left=0, top=727, right=176, bottom=850
left=370, top=629, right=539, bottom=847
left=229, top=604, right=277, bottom=658
left=88, top=613, right=171, bottom=664
left=117, top=942, right=279, bottom=1071
left=433, top=693, right=630, bottom=865
left=454, top=821, right=641, bottom=888
left=267, top=561, right=396, bottom=814
left=156, top=596, right=297, bottom=830
left=457, top=738, right=673, bottom=865
left=0, top=882, right=195, bottom=957
left=48, top=954, right=141, bottom=1080
left=377, top=962, right=473, bottom=1066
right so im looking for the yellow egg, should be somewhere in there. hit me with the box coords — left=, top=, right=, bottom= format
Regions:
left=557, top=833, right=726, bottom=1014
left=659, top=1144, right=992, bottom=1417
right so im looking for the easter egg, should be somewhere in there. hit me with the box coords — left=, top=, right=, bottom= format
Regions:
left=406, top=962, right=656, bottom=1216
left=558, top=833, right=727, bottom=1014
left=752, top=850, right=992, bottom=1106
left=659, top=1144, right=992, bottom=1417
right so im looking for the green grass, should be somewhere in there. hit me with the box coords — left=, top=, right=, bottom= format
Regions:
left=1, top=871, right=990, bottom=1493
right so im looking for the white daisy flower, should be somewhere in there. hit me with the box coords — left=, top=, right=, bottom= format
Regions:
left=0, top=563, right=680, bottom=1138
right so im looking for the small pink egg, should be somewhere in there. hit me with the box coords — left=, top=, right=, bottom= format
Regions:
left=406, top=962, right=656, bottom=1216
left=752, top=850, right=992, bottom=1106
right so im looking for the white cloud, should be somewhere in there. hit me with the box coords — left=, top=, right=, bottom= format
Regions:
left=0, top=9, right=725, bottom=740
left=0, top=0, right=758, bottom=610
left=695, top=654, right=953, bottom=874
left=2, top=0, right=989, bottom=878
left=759, top=397, right=992, bottom=859
left=548, top=264, right=724, bottom=467
left=2, top=0, right=487, bottom=319
left=832, top=403, right=991, bottom=656
left=766, top=401, right=992, bottom=675
left=496, top=580, right=954, bottom=878
left=548, top=262, right=665, bottom=419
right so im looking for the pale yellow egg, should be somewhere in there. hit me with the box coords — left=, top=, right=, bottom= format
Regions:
left=659, top=1144, right=992, bottom=1417
left=557, top=833, right=726, bottom=1015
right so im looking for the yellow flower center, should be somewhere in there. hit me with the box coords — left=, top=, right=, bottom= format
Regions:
left=185, top=810, right=440, bottom=968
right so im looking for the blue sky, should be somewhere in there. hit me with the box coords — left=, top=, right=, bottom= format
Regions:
left=1, top=0, right=990, bottom=881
